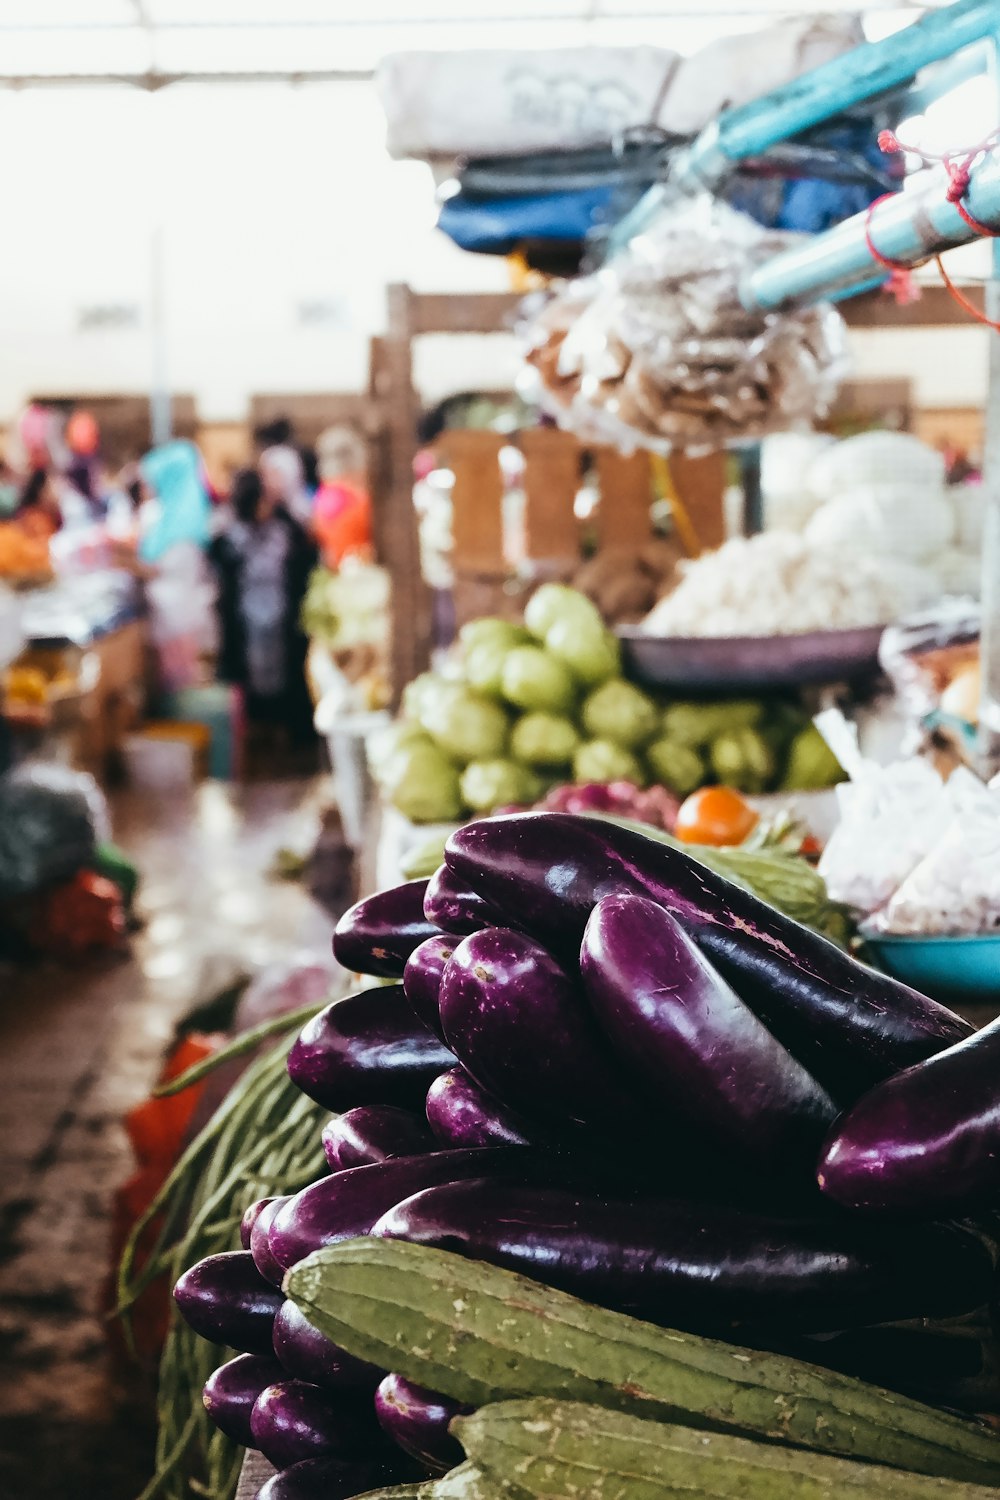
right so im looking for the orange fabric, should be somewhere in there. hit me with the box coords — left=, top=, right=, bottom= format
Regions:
left=105, top=1031, right=222, bottom=1369
left=314, top=479, right=374, bottom=567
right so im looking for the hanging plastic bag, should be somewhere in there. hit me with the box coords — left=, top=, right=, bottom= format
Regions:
left=522, top=196, right=848, bottom=453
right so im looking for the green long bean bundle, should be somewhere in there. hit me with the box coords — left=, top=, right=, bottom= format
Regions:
left=117, top=1003, right=330, bottom=1500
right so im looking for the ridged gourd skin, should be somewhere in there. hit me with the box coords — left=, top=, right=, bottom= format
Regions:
left=284, top=1238, right=1000, bottom=1488
left=455, top=1399, right=1000, bottom=1500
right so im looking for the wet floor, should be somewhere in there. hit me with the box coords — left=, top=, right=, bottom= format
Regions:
left=0, top=778, right=340, bottom=1500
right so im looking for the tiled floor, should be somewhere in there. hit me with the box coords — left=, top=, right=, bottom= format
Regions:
left=0, top=778, right=339, bottom=1500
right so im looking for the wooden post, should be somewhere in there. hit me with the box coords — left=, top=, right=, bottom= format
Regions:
left=668, top=451, right=727, bottom=552
left=438, top=430, right=506, bottom=574
left=383, top=286, right=433, bottom=702
left=518, top=428, right=580, bottom=574
left=592, top=447, right=655, bottom=551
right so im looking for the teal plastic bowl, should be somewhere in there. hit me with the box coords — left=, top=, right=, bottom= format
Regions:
left=860, top=925, right=1000, bottom=1005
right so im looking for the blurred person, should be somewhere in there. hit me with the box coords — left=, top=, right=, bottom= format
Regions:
left=313, top=424, right=373, bottom=568
left=116, top=440, right=217, bottom=691
left=14, top=468, right=62, bottom=539
left=210, top=467, right=316, bottom=744
left=259, top=443, right=312, bottom=528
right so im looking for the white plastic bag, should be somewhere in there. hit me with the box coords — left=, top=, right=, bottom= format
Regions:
left=872, top=775, right=1000, bottom=935
left=817, top=741, right=956, bottom=917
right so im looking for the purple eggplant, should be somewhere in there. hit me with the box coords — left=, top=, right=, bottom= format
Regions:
left=241, top=1197, right=279, bottom=1250
left=446, top=813, right=971, bottom=1101
left=425, top=1068, right=536, bottom=1149
left=322, top=1105, right=434, bottom=1173
left=174, top=1251, right=284, bottom=1355
left=438, top=927, right=644, bottom=1131
left=375, top=1373, right=470, bottom=1473
left=268, top=1147, right=531, bottom=1273
left=256, top=1454, right=421, bottom=1500
left=251, top=1196, right=293, bottom=1287
left=288, top=986, right=455, bottom=1112
left=581, top=894, right=835, bottom=1171
left=402, top=935, right=456, bottom=1042
left=250, top=1380, right=382, bottom=1470
left=273, top=1300, right=385, bottom=1390
left=333, top=881, right=437, bottom=978
left=203, top=1353, right=284, bottom=1445
left=818, top=1013, right=1000, bottom=1216
left=423, top=864, right=505, bottom=936
left=373, top=1177, right=995, bottom=1334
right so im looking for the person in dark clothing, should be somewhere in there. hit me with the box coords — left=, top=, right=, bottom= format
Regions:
left=210, top=468, right=317, bottom=743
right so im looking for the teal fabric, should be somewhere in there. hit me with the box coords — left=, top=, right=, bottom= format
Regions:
left=139, top=440, right=210, bottom=563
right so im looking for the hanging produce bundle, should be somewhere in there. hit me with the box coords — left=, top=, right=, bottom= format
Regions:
left=522, top=196, right=848, bottom=452
left=150, top=809, right=1000, bottom=1500
left=370, top=584, right=845, bottom=826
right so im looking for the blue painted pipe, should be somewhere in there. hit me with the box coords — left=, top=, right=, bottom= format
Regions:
left=741, top=147, right=1000, bottom=311
left=676, top=0, right=999, bottom=192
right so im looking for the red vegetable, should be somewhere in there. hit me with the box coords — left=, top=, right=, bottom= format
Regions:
left=372, top=1177, right=995, bottom=1333
left=580, top=894, right=835, bottom=1171
left=250, top=1380, right=382, bottom=1470
left=446, top=813, right=971, bottom=1101
left=438, top=927, right=645, bottom=1131
left=173, top=1251, right=283, bottom=1355
left=423, top=864, right=505, bottom=935
left=268, top=1148, right=531, bottom=1273
left=251, top=1196, right=293, bottom=1286
left=202, top=1352, right=283, bottom=1445
left=288, top=986, right=454, bottom=1112
left=272, top=1300, right=385, bottom=1391
left=321, top=1106, right=434, bottom=1172
left=402, top=935, right=457, bottom=1042
left=332, top=880, right=437, bottom=977
left=818, top=1013, right=1000, bottom=1216
left=374, top=1373, right=470, bottom=1473
left=425, top=1068, right=536, bottom=1149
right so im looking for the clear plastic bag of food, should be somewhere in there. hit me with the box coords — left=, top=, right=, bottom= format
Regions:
left=871, top=772, right=1000, bottom=935
left=879, top=599, right=980, bottom=729
left=522, top=195, right=848, bottom=452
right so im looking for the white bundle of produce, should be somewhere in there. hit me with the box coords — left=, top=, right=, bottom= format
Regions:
left=818, top=755, right=962, bottom=917
left=871, top=773, right=1000, bottom=935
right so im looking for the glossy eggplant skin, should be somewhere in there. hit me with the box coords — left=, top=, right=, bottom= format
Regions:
left=256, top=1454, right=422, bottom=1500
left=402, top=935, right=456, bottom=1042
left=373, top=1177, right=995, bottom=1335
left=321, top=1106, right=434, bottom=1173
left=374, top=1373, right=470, bottom=1473
left=241, top=1196, right=277, bottom=1250
left=332, top=880, right=438, bottom=978
left=425, top=1068, right=536, bottom=1149
left=250, top=1380, right=383, bottom=1470
left=268, top=1147, right=531, bottom=1273
left=819, top=1013, right=1000, bottom=1216
left=438, top=927, right=643, bottom=1131
left=581, top=894, right=835, bottom=1171
left=173, top=1251, right=284, bottom=1356
left=203, top=1353, right=284, bottom=1446
left=272, top=1300, right=385, bottom=1390
left=288, top=987, right=455, bottom=1112
left=446, top=813, right=971, bottom=1101
left=423, top=864, right=505, bottom=936
left=251, top=1196, right=293, bottom=1286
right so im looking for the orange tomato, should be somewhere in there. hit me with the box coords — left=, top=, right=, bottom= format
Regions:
left=675, top=785, right=759, bottom=847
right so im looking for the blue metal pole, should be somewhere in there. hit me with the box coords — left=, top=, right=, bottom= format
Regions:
left=740, top=149, right=1000, bottom=312
left=608, top=0, right=997, bottom=255
left=675, top=0, right=999, bottom=193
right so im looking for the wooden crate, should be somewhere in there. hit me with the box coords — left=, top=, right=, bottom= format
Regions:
left=438, top=427, right=724, bottom=631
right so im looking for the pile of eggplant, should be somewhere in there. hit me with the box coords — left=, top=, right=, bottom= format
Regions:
left=173, top=812, right=1000, bottom=1500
